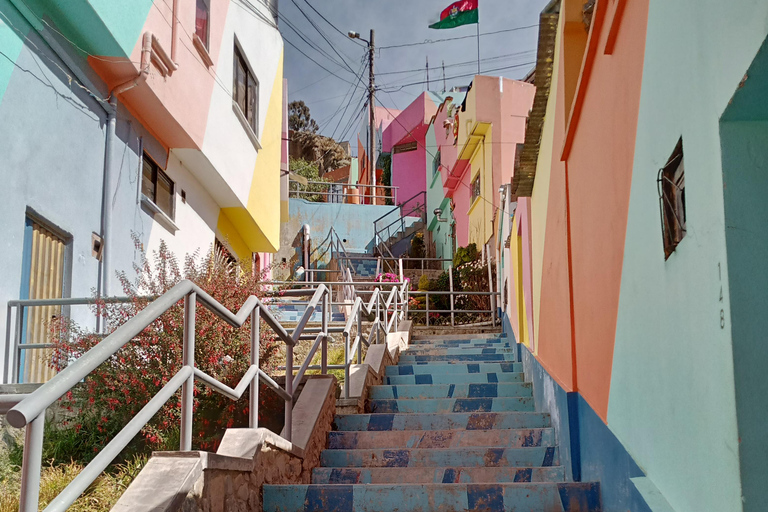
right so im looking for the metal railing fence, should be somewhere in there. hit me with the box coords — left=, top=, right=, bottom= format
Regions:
left=3, top=274, right=409, bottom=512
left=289, top=180, right=398, bottom=204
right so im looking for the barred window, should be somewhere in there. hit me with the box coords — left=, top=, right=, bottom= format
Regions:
left=657, top=138, right=686, bottom=259
left=471, top=174, right=481, bottom=204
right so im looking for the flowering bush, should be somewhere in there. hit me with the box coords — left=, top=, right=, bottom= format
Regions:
left=48, top=239, right=284, bottom=461
left=375, top=272, right=400, bottom=283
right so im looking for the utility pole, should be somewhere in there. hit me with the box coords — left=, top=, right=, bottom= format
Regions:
left=369, top=29, right=376, bottom=205
left=426, top=56, right=430, bottom=91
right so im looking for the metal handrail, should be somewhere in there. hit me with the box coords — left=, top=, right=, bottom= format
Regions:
left=407, top=289, right=501, bottom=327
left=4, top=271, right=410, bottom=511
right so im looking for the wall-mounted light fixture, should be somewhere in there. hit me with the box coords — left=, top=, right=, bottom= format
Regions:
left=434, top=208, right=448, bottom=222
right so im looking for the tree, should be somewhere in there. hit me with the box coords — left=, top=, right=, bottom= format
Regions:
left=290, top=158, right=328, bottom=202
left=289, top=100, right=319, bottom=133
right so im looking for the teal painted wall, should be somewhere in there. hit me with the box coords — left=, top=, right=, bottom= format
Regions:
left=719, top=40, right=768, bottom=509
left=425, top=122, right=453, bottom=267
left=0, top=0, right=29, bottom=104
left=720, top=120, right=768, bottom=512
left=21, top=0, right=153, bottom=57
left=607, top=1, right=768, bottom=511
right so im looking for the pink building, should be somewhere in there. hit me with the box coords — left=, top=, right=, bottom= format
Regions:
left=382, top=93, right=448, bottom=205
left=441, top=76, right=535, bottom=248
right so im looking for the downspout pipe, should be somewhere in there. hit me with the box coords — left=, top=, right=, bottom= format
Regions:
left=303, top=225, right=311, bottom=282
left=100, top=97, right=117, bottom=299
left=110, top=32, right=152, bottom=98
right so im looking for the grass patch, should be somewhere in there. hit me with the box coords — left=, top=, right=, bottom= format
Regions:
left=0, top=454, right=147, bottom=512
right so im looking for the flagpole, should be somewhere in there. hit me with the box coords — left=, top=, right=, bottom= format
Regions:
left=476, top=10, right=480, bottom=74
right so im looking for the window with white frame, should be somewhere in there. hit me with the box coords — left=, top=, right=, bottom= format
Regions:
left=142, top=152, right=175, bottom=220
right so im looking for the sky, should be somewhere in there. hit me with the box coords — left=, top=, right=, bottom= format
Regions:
left=278, top=0, right=551, bottom=146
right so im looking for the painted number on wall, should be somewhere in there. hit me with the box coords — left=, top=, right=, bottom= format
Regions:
left=718, top=263, right=725, bottom=329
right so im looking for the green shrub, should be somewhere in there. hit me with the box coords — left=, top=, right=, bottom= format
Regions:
left=453, top=243, right=479, bottom=267
left=417, top=274, right=431, bottom=291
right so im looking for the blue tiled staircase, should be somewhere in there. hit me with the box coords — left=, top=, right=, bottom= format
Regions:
left=267, top=303, right=346, bottom=324
left=263, top=334, right=602, bottom=511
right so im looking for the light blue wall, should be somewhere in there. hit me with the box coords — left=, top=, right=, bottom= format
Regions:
left=0, top=23, right=166, bottom=381
left=278, top=200, right=401, bottom=271
left=607, top=1, right=768, bottom=511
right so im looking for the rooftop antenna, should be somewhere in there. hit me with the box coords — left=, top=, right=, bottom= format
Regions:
left=426, top=56, right=430, bottom=91
left=442, top=60, right=446, bottom=91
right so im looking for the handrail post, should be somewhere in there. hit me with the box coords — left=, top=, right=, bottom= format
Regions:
left=13, top=305, right=23, bottom=384
left=4, top=305, right=11, bottom=384
left=249, top=307, right=260, bottom=428
left=376, top=291, right=381, bottom=343
left=394, top=288, right=399, bottom=332
left=344, top=331, right=350, bottom=399
left=356, top=308, right=362, bottom=364
left=321, top=293, right=328, bottom=375
left=18, top=413, right=44, bottom=512
left=399, top=259, right=404, bottom=283
left=284, top=344, right=293, bottom=442
left=426, top=291, right=430, bottom=327
left=180, top=292, right=196, bottom=451
left=449, top=266, right=455, bottom=327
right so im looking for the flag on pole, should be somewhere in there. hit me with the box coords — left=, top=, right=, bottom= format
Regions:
left=429, top=0, right=479, bottom=30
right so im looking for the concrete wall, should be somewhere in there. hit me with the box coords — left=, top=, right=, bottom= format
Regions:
left=275, top=200, right=401, bottom=274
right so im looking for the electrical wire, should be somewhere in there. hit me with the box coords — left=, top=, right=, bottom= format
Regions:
left=299, top=0, right=365, bottom=47
left=379, top=61, right=535, bottom=92
left=379, top=24, right=538, bottom=50
left=377, top=50, right=536, bottom=76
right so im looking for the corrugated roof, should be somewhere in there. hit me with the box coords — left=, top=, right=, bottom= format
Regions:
left=512, top=11, right=559, bottom=197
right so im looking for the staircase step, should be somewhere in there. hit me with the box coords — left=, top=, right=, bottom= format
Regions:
left=311, top=466, right=566, bottom=484
left=405, top=342, right=510, bottom=350
left=366, top=397, right=534, bottom=414
left=386, top=362, right=523, bottom=376
left=334, top=412, right=551, bottom=431
left=368, top=383, right=532, bottom=399
left=320, top=446, right=559, bottom=468
left=263, top=482, right=600, bottom=511
left=384, top=372, right=525, bottom=385
left=398, top=354, right=517, bottom=363
left=403, top=347, right=515, bottom=357
left=327, top=428, right=555, bottom=450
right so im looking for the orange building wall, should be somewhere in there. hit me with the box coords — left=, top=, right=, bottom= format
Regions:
left=534, top=22, right=575, bottom=391
left=565, top=0, right=650, bottom=420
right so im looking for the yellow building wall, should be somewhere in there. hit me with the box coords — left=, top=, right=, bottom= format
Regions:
left=218, top=52, right=284, bottom=257
left=467, top=126, right=494, bottom=247
left=530, top=16, right=563, bottom=355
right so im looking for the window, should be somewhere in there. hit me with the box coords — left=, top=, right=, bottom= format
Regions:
left=393, top=141, right=417, bottom=154
left=657, top=137, right=686, bottom=259
left=471, top=174, right=481, bottom=204
left=195, top=0, right=210, bottom=49
left=142, top=152, right=175, bottom=220
left=233, top=45, right=258, bottom=134
left=433, top=151, right=441, bottom=177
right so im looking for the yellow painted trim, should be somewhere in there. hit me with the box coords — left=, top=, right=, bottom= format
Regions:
left=217, top=50, right=285, bottom=254
left=216, top=210, right=251, bottom=261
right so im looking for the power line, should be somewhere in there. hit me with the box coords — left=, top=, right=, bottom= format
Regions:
left=379, top=61, right=535, bottom=92
left=283, top=38, right=358, bottom=86
left=379, top=24, right=538, bottom=50
left=289, top=0, right=367, bottom=89
left=299, top=0, right=365, bottom=47
left=377, top=50, right=536, bottom=76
